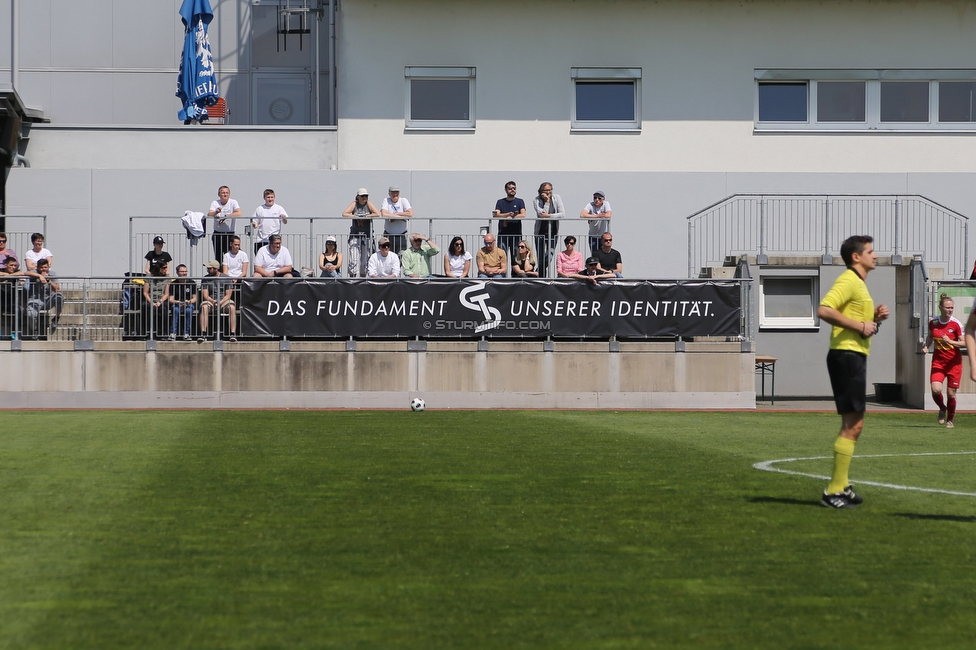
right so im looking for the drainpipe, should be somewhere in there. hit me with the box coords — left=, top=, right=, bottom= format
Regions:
left=11, top=0, right=19, bottom=91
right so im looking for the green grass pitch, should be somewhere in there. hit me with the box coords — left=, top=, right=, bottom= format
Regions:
left=3, top=410, right=976, bottom=649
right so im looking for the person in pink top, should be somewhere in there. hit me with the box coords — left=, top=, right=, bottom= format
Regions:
left=556, top=235, right=584, bottom=277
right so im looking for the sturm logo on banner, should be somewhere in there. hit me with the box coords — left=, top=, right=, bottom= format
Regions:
left=459, top=283, right=503, bottom=333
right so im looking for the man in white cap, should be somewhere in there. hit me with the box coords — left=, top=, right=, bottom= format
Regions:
left=381, top=186, right=413, bottom=254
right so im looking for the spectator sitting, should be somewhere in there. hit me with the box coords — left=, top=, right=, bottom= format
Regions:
left=477, top=234, right=507, bottom=279
left=198, top=260, right=237, bottom=342
left=27, top=258, right=63, bottom=335
left=343, top=188, right=380, bottom=278
left=492, top=180, right=525, bottom=256
left=0, top=256, right=43, bottom=331
left=0, top=233, right=19, bottom=270
left=401, top=233, right=440, bottom=278
left=142, top=261, right=172, bottom=339
left=144, top=236, right=173, bottom=275
left=251, top=188, right=288, bottom=256
left=444, top=236, right=472, bottom=278
left=367, top=237, right=401, bottom=278
left=221, top=235, right=249, bottom=279
left=570, top=256, right=616, bottom=284
left=511, top=240, right=539, bottom=278
left=596, top=232, right=623, bottom=278
left=25, top=233, right=53, bottom=272
left=556, top=235, right=584, bottom=277
left=319, top=236, right=343, bottom=278
left=253, top=234, right=298, bottom=278
left=381, top=186, right=413, bottom=254
left=168, top=263, right=198, bottom=340
left=580, top=190, right=612, bottom=254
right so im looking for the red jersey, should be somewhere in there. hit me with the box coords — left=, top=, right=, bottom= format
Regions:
left=928, top=316, right=963, bottom=365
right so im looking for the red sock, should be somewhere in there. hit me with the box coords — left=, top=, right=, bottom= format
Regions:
left=948, top=397, right=957, bottom=423
left=933, top=392, right=946, bottom=409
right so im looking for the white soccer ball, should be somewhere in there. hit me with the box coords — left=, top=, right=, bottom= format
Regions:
left=410, top=397, right=426, bottom=412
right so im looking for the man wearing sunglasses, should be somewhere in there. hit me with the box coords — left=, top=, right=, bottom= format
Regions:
left=580, top=190, right=612, bottom=255
left=595, top=233, right=622, bottom=278
left=367, top=237, right=401, bottom=278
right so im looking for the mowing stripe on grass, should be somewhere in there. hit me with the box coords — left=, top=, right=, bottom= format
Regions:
left=754, top=452, right=976, bottom=497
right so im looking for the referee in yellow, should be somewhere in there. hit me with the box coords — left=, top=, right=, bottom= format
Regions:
left=816, top=235, right=890, bottom=509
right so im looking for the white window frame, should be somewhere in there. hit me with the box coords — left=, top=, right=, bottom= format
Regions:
left=404, top=67, right=476, bottom=131
left=755, top=69, right=976, bottom=132
left=571, top=67, right=642, bottom=132
left=758, top=269, right=820, bottom=331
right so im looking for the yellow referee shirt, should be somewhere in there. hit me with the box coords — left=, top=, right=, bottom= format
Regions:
left=820, top=268, right=875, bottom=356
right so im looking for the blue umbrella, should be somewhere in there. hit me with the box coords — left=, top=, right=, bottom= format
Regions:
left=176, top=0, right=219, bottom=124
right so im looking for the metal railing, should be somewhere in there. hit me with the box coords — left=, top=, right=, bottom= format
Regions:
left=687, top=194, right=969, bottom=279
left=0, top=216, right=48, bottom=264
left=129, top=216, right=611, bottom=280
left=0, top=276, right=754, bottom=343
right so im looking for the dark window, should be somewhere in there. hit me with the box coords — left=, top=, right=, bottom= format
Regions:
left=939, top=82, right=976, bottom=122
left=880, top=81, right=929, bottom=122
left=575, top=82, right=636, bottom=121
left=410, top=79, right=470, bottom=122
left=758, top=83, right=807, bottom=122
left=817, top=81, right=865, bottom=122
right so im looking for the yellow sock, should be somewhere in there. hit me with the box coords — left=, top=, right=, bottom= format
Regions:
left=826, top=437, right=856, bottom=495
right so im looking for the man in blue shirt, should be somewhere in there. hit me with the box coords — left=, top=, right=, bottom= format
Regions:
left=492, top=181, right=525, bottom=257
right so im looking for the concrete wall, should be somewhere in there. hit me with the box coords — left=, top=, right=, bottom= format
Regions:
left=0, top=341, right=756, bottom=409
left=337, top=0, right=976, bottom=173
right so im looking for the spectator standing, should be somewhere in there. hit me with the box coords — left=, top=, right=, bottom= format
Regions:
left=142, top=261, right=172, bottom=340
left=221, top=235, right=249, bottom=279
left=492, top=181, right=525, bottom=257
left=595, top=232, right=623, bottom=278
left=0, top=233, right=17, bottom=269
left=532, top=182, right=565, bottom=277
left=251, top=188, right=288, bottom=255
left=319, top=236, right=343, bottom=278
left=367, top=237, right=401, bottom=278
left=511, top=240, right=539, bottom=278
left=26, top=258, right=63, bottom=336
left=198, top=260, right=237, bottom=342
left=208, top=185, right=242, bottom=264
left=401, top=233, right=440, bottom=278
left=168, top=263, right=198, bottom=340
left=444, top=236, right=472, bottom=278
left=476, top=234, right=507, bottom=278
left=342, top=188, right=380, bottom=278
left=253, top=234, right=298, bottom=278
left=25, top=233, right=53, bottom=272
left=581, top=190, right=612, bottom=254
left=381, top=186, right=413, bottom=254
left=144, top=236, right=173, bottom=275
left=557, top=235, right=584, bottom=277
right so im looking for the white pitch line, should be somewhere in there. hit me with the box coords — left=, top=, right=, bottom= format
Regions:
left=753, top=451, right=976, bottom=497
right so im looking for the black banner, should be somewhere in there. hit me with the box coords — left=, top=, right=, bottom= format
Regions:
left=240, top=278, right=741, bottom=339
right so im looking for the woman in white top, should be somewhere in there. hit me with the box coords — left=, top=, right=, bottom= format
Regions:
left=25, top=233, right=53, bottom=272
left=444, top=236, right=472, bottom=278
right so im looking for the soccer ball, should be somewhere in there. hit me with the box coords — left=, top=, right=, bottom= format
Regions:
left=410, top=397, right=426, bottom=412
